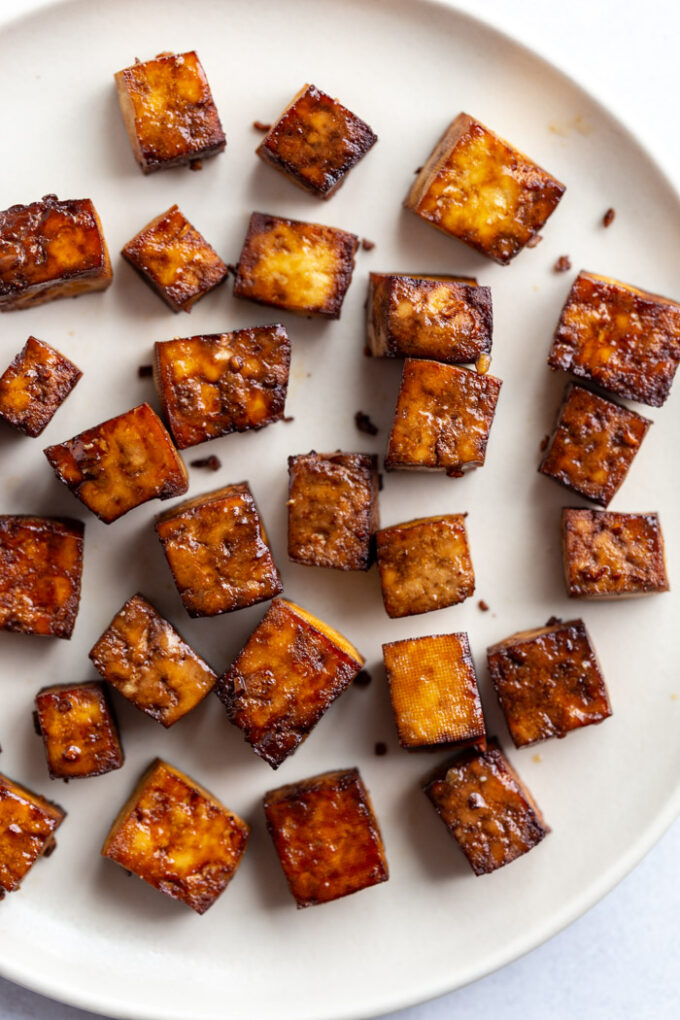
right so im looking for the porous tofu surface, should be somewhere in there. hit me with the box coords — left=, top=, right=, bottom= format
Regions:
left=0, top=336, right=82, bottom=437
left=101, top=759, right=249, bottom=914
left=263, top=767, right=388, bottom=907
left=35, top=682, right=123, bottom=780
left=217, top=598, right=364, bottom=769
left=0, top=772, right=65, bottom=895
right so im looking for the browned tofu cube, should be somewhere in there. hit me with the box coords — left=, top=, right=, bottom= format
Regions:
left=376, top=514, right=475, bottom=618
left=114, top=51, right=225, bottom=174
left=0, top=337, right=82, bottom=438
left=0, top=195, right=112, bottom=311
left=287, top=451, right=379, bottom=571
left=404, top=114, right=565, bottom=265
left=385, top=360, right=502, bottom=475
left=217, top=598, right=364, bottom=768
left=0, top=515, right=84, bottom=638
left=423, top=739, right=549, bottom=874
left=156, top=482, right=282, bottom=617
left=383, top=633, right=486, bottom=751
left=101, top=759, right=248, bottom=913
left=539, top=384, right=651, bottom=507
left=367, top=273, right=492, bottom=364
left=549, top=271, right=680, bottom=407
left=89, top=593, right=216, bottom=726
left=44, top=402, right=188, bottom=524
left=154, top=325, right=290, bottom=449
left=233, top=212, right=359, bottom=319
left=562, top=508, right=669, bottom=598
left=0, top=772, right=65, bottom=897
left=34, top=682, right=123, bottom=780
left=263, top=768, right=388, bottom=907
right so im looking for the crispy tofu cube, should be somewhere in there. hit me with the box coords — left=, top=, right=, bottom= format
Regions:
left=385, top=359, right=502, bottom=475
left=376, top=514, right=475, bottom=618
left=548, top=271, right=680, bottom=407
left=0, top=772, right=65, bottom=897
left=89, top=593, right=217, bottom=726
left=44, top=402, right=188, bottom=524
left=154, top=325, right=290, bottom=449
left=0, top=336, right=82, bottom=437
left=0, top=195, right=112, bottom=311
left=404, top=113, right=565, bottom=265
left=101, top=759, right=248, bottom=913
left=233, top=212, right=359, bottom=319
left=34, top=682, right=123, bottom=780
left=562, top=508, right=669, bottom=598
left=114, top=51, right=225, bottom=174
left=263, top=767, right=388, bottom=906
left=539, top=384, right=651, bottom=507
left=217, top=598, right=364, bottom=768
left=0, top=515, right=84, bottom=638
left=156, top=482, right=282, bottom=617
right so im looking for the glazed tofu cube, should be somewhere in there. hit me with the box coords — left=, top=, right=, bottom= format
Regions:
left=122, top=205, right=228, bottom=313
left=385, top=360, right=502, bottom=475
left=0, top=336, right=82, bottom=438
left=233, top=212, right=359, bottom=319
left=562, top=508, right=669, bottom=598
left=366, top=273, right=492, bottom=364
left=44, top=402, right=188, bottom=524
left=287, top=451, right=379, bottom=571
left=0, top=773, right=65, bottom=897
left=0, top=515, right=84, bottom=638
left=34, top=682, right=123, bottom=780
left=256, top=83, right=377, bottom=199
left=404, top=113, right=565, bottom=265
left=383, top=633, right=486, bottom=751
left=155, top=482, right=282, bottom=617
left=154, top=325, right=290, bottom=449
left=376, top=514, right=475, bottom=618
left=89, top=593, right=217, bottom=726
left=263, top=768, right=388, bottom=906
left=0, top=195, right=112, bottom=311
left=539, top=384, right=651, bottom=507
left=101, top=759, right=249, bottom=914
left=548, top=271, right=680, bottom=407
left=114, top=51, right=225, bottom=174
left=216, top=598, right=364, bottom=768
left=423, top=739, right=549, bottom=874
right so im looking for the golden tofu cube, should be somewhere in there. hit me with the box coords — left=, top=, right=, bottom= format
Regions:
left=156, top=482, right=282, bottom=617
left=549, top=271, right=680, bottom=407
left=34, top=682, right=123, bottom=780
left=44, top=402, right=188, bottom=524
left=101, top=759, right=249, bottom=914
left=0, top=772, right=65, bottom=897
left=233, top=212, right=359, bottom=319
left=0, top=194, right=112, bottom=311
left=89, top=593, right=217, bottom=726
left=217, top=598, right=364, bottom=768
left=154, top=324, right=290, bottom=449
left=0, top=515, right=84, bottom=638
left=404, top=113, right=565, bottom=264
left=0, top=336, right=81, bottom=438
left=263, top=767, right=388, bottom=907
left=114, top=51, right=225, bottom=174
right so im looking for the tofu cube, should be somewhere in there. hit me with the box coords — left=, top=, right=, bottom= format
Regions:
left=114, top=51, right=225, bottom=174
left=155, top=482, right=282, bottom=617
left=101, top=759, right=249, bottom=914
left=0, top=336, right=82, bottom=437
left=404, top=113, right=565, bottom=265
left=233, top=212, right=359, bottom=319
left=263, top=767, right=388, bottom=907
left=44, top=402, right=188, bottom=524
left=0, top=772, right=65, bottom=897
left=0, top=195, right=112, bottom=311
left=0, top=515, right=84, bottom=638
left=549, top=271, right=680, bottom=407
left=216, top=598, right=364, bottom=768
left=34, top=682, right=123, bottom=780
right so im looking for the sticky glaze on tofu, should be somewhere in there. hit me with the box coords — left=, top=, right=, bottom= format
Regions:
left=0, top=336, right=82, bottom=437
left=0, top=773, right=65, bottom=897
left=34, top=682, right=123, bottom=779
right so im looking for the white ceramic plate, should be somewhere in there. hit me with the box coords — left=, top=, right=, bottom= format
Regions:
left=1, top=1, right=679, bottom=1017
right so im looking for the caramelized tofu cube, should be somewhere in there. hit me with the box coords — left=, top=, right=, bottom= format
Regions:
left=404, top=113, right=565, bottom=265
left=0, top=336, right=81, bottom=438
left=0, top=195, right=112, bottom=311
left=101, top=759, right=248, bottom=914
left=263, top=767, right=388, bottom=906
left=233, top=212, right=359, bottom=319
left=0, top=515, right=84, bottom=638
left=0, top=773, right=65, bottom=896
left=34, top=682, right=123, bottom=779
left=548, top=271, right=680, bottom=407
left=156, top=482, right=282, bottom=617
left=44, top=402, right=188, bottom=524
left=216, top=598, right=364, bottom=768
